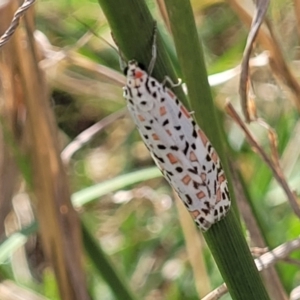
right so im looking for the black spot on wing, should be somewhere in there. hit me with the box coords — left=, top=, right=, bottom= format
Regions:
left=153, top=152, right=165, bottom=164
left=188, top=167, right=198, bottom=175
left=185, top=194, right=192, bottom=205
left=145, top=77, right=151, bottom=94
left=192, top=129, right=197, bottom=138
left=183, top=141, right=189, bottom=155
left=175, top=166, right=183, bottom=173
left=202, top=208, right=210, bottom=216
left=224, top=187, right=230, bottom=200
left=127, top=86, right=133, bottom=98
left=166, top=170, right=174, bottom=176
left=207, top=187, right=211, bottom=198
left=199, top=217, right=205, bottom=224
left=162, top=119, right=169, bottom=126
left=157, top=144, right=166, bottom=150
left=193, top=181, right=201, bottom=189
left=204, top=201, right=210, bottom=209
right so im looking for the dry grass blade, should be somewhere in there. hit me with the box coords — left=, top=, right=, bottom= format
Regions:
left=256, top=119, right=280, bottom=169
left=239, top=0, right=270, bottom=122
left=202, top=284, right=227, bottom=300
left=0, top=0, right=35, bottom=48
left=34, top=30, right=125, bottom=88
left=228, top=0, right=300, bottom=113
left=203, top=237, right=300, bottom=300
left=294, top=0, right=300, bottom=37
left=226, top=102, right=300, bottom=219
left=228, top=161, right=287, bottom=300
left=174, top=193, right=211, bottom=297
left=0, top=0, right=30, bottom=239
left=0, top=3, right=89, bottom=299
left=0, top=280, right=49, bottom=300
left=155, top=0, right=171, bottom=33
left=61, top=108, right=127, bottom=164
left=255, top=237, right=300, bottom=271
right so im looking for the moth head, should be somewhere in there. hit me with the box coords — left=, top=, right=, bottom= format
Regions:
left=124, top=60, right=148, bottom=88
left=124, top=60, right=146, bottom=78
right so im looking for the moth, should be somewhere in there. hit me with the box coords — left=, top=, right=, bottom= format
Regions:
left=122, top=30, right=230, bottom=231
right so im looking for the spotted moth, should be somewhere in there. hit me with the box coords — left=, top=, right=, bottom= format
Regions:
left=122, top=41, right=230, bottom=231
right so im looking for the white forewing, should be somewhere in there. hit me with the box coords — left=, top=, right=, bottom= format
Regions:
left=123, top=60, right=230, bottom=231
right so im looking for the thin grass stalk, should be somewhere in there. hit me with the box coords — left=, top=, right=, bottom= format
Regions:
left=81, top=217, right=138, bottom=300
left=164, top=0, right=270, bottom=298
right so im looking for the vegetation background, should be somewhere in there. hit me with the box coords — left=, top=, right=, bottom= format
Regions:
left=0, top=0, right=299, bottom=299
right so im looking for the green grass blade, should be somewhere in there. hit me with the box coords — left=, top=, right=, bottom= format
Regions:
left=163, top=0, right=269, bottom=299
left=81, top=217, right=138, bottom=300
left=0, top=222, right=38, bottom=263
left=98, top=0, right=187, bottom=105
left=72, top=167, right=161, bottom=207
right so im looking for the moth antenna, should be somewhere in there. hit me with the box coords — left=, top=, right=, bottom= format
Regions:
left=110, top=32, right=127, bottom=72
left=73, top=17, right=123, bottom=64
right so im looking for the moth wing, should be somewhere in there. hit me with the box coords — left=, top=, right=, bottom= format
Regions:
left=131, top=93, right=216, bottom=230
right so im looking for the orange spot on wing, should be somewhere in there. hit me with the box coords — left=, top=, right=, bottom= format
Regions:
left=166, top=129, right=172, bottom=136
left=159, top=106, right=167, bottom=116
left=180, top=105, right=190, bottom=118
left=200, top=173, right=207, bottom=182
left=198, top=129, right=208, bottom=145
left=216, top=188, right=221, bottom=203
left=135, top=70, right=144, bottom=79
left=182, top=174, right=191, bottom=185
left=211, top=151, right=218, bottom=163
left=196, top=191, right=206, bottom=199
left=218, top=174, right=226, bottom=184
left=138, top=115, right=145, bottom=122
left=152, top=133, right=160, bottom=140
left=167, top=153, right=178, bottom=164
left=167, top=90, right=175, bottom=99
left=190, top=209, right=200, bottom=218
left=189, top=151, right=198, bottom=162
